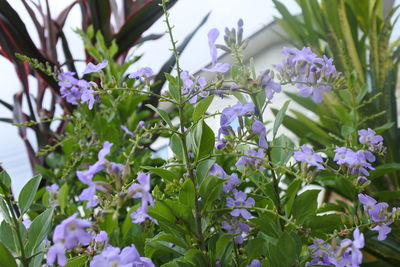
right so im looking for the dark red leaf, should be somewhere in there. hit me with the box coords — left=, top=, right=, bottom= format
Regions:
left=114, top=0, right=178, bottom=58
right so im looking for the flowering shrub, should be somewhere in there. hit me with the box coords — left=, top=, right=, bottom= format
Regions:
left=1, top=1, right=399, bottom=266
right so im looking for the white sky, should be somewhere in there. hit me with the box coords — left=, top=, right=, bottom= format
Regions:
left=0, top=0, right=300, bottom=194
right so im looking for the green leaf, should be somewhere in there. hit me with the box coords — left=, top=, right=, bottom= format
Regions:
left=304, top=214, right=342, bottom=233
left=369, top=163, right=400, bottom=180
left=65, top=255, right=88, bottom=267
left=193, top=96, right=214, bottom=123
left=0, top=199, right=11, bottom=224
left=0, top=241, right=17, bottom=267
left=18, top=175, right=42, bottom=215
left=0, top=221, right=16, bottom=253
left=179, top=179, right=195, bottom=208
left=142, top=167, right=179, bottom=182
left=57, top=184, right=68, bottom=213
left=270, top=135, right=294, bottom=164
left=0, top=171, right=11, bottom=195
left=26, top=208, right=54, bottom=256
left=146, top=104, right=174, bottom=128
left=192, top=120, right=214, bottom=161
left=245, top=237, right=266, bottom=259
left=170, top=134, right=184, bottom=160
left=216, top=234, right=235, bottom=259
left=199, top=176, right=224, bottom=209
left=273, top=100, right=290, bottom=138
left=165, top=73, right=180, bottom=102
left=292, top=190, right=320, bottom=223
left=284, top=179, right=301, bottom=216
left=196, top=159, right=215, bottom=184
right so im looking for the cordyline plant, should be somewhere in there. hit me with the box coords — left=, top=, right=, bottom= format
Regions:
left=1, top=0, right=400, bottom=266
left=273, top=0, right=400, bottom=263
left=0, top=0, right=209, bottom=173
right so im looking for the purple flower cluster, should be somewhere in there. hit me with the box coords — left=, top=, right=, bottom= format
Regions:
left=358, top=194, right=398, bottom=240
left=276, top=47, right=339, bottom=103
left=226, top=189, right=255, bottom=219
left=209, top=163, right=239, bottom=193
left=47, top=214, right=92, bottom=266
left=294, top=145, right=324, bottom=170
left=128, top=172, right=156, bottom=224
left=180, top=71, right=208, bottom=103
left=236, top=149, right=266, bottom=171
left=358, top=128, right=385, bottom=153
left=77, top=141, right=123, bottom=208
left=202, top=28, right=230, bottom=73
left=59, top=60, right=107, bottom=109
left=90, top=245, right=154, bottom=267
left=47, top=214, right=155, bottom=267
left=307, top=228, right=364, bottom=266
left=334, top=147, right=375, bottom=176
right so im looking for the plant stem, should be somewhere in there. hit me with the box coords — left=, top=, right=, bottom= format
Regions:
left=2, top=193, right=29, bottom=267
left=250, top=93, right=285, bottom=230
left=161, top=0, right=206, bottom=252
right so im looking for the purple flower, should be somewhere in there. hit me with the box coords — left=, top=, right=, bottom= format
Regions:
left=60, top=86, right=81, bottom=105
left=138, top=120, right=146, bottom=127
left=130, top=206, right=157, bottom=225
left=215, top=139, right=226, bottom=150
left=219, top=102, right=255, bottom=138
left=358, top=193, right=377, bottom=211
left=248, top=259, right=262, bottom=267
left=294, top=145, right=324, bottom=169
left=358, top=128, right=385, bottom=152
left=209, top=163, right=227, bottom=177
left=226, top=190, right=255, bottom=219
left=129, top=67, right=154, bottom=80
left=372, top=223, right=392, bottom=241
left=80, top=88, right=96, bottom=109
left=128, top=172, right=154, bottom=210
left=76, top=141, right=113, bottom=208
left=209, top=164, right=239, bottom=193
left=46, top=184, right=59, bottom=195
left=358, top=128, right=383, bottom=145
left=202, top=29, right=230, bottom=73
left=82, top=60, right=108, bottom=75
left=121, top=125, right=135, bottom=137
left=207, top=28, right=219, bottom=65
left=252, top=120, right=268, bottom=149
left=58, top=71, right=78, bottom=88
left=221, top=219, right=251, bottom=244
left=180, top=71, right=208, bottom=103
left=307, top=229, right=364, bottom=266
left=263, top=74, right=281, bottom=100
left=47, top=214, right=91, bottom=265
left=223, top=174, right=239, bottom=193
left=334, top=148, right=375, bottom=176
left=52, top=214, right=92, bottom=249
left=90, top=245, right=154, bottom=267
left=307, top=238, right=333, bottom=265
left=277, top=47, right=339, bottom=103
left=358, top=193, right=394, bottom=240
left=93, top=231, right=108, bottom=251
left=236, top=149, right=266, bottom=171
left=47, top=242, right=67, bottom=266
